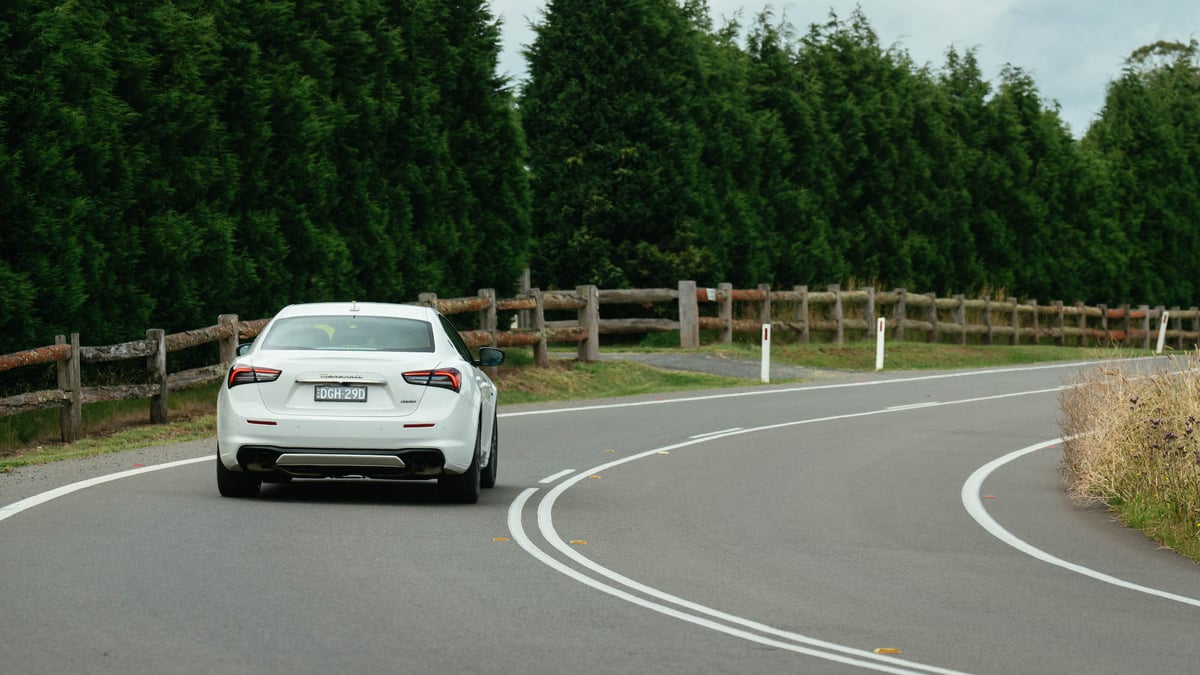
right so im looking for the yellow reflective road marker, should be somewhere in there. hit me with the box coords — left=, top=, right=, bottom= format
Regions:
left=589, top=474, right=602, bottom=479
left=569, top=540, right=587, bottom=546
left=492, top=537, right=510, bottom=542
left=873, top=648, right=901, bottom=655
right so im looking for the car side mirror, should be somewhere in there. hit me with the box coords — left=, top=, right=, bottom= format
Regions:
left=476, top=346, right=505, bottom=367
left=236, top=343, right=254, bottom=356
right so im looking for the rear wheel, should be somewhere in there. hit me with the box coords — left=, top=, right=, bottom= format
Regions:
left=216, top=448, right=261, bottom=498
left=481, top=413, right=498, bottom=489
left=439, top=417, right=482, bottom=503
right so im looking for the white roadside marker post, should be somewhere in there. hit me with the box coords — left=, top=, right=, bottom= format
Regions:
left=1156, top=310, right=1170, bottom=354
left=875, top=317, right=886, bottom=371
left=761, top=323, right=771, bottom=383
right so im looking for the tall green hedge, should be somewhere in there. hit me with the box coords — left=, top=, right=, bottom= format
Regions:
left=2, top=2, right=1198, bottom=357
left=0, top=0, right=530, bottom=353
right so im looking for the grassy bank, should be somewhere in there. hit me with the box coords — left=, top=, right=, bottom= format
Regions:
left=1060, top=352, right=1200, bottom=562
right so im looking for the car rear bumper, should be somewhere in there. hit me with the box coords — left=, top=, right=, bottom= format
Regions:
left=217, top=413, right=478, bottom=475
left=234, top=445, right=449, bottom=479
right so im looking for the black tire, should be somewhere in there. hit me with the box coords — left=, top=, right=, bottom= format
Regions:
left=481, top=413, right=498, bottom=489
left=439, top=417, right=482, bottom=503
left=216, top=449, right=261, bottom=498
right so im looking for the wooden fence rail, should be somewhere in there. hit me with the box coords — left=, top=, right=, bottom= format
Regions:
left=2, top=282, right=1195, bottom=443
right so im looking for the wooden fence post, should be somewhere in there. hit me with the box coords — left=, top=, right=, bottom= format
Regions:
left=578, top=285, right=600, bottom=361
left=147, top=328, right=167, bottom=424
left=758, top=283, right=772, bottom=327
left=954, top=294, right=966, bottom=345
left=679, top=280, right=699, bottom=348
left=983, top=298, right=994, bottom=345
left=1030, top=299, right=1040, bottom=345
left=1191, top=307, right=1199, bottom=349
left=718, top=282, right=733, bottom=344
left=519, top=268, right=532, bottom=330
left=892, top=289, right=907, bottom=341
left=55, top=333, right=82, bottom=442
left=532, top=288, right=549, bottom=367
left=1098, top=304, right=1108, bottom=344
left=828, top=284, right=844, bottom=344
left=1009, top=297, right=1020, bottom=345
left=926, top=292, right=938, bottom=343
left=218, top=314, right=238, bottom=365
left=796, top=285, right=810, bottom=344
left=1171, top=306, right=1182, bottom=350
left=480, top=288, right=497, bottom=347
left=865, top=288, right=876, bottom=338
left=1141, top=305, right=1151, bottom=350
left=1076, top=302, right=1087, bottom=347
left=1053, top=301, right=1065, bottom=347
left=419, top=292, right=438, bottom=309
left=1121, top=305, right=1131, bottom=348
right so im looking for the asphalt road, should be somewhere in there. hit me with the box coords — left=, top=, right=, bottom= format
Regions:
left=3, top=356, right=1199, bottom=674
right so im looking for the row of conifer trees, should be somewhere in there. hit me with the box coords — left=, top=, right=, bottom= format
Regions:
left=1, top=1, right=1198, bottom=355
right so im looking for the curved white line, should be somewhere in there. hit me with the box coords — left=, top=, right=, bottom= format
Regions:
left=538, top=469, right=575, bottom=484
left=499, top=357, right=1141, bottom=419
left=0, top=456, right=210, bottom=524
left=508, top=488, right=962, bottom=675
left=511, top=387, right=1079, bottom=674
left=962, top=440, right=1200, bottom=608
left=516, top=378, right=1173, bottom=670
left=534, top=449, right=970, bottom=674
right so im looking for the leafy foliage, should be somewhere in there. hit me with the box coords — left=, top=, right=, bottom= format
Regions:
left=1084, top=40, right=1200, bottom=306
left=522, top=4, right=1199, bottom=310
left=0, top=0, right=529, bottom=353
left=522, top=0, right=716, bottom=288
left=1, top=1, right=1198, bottom=357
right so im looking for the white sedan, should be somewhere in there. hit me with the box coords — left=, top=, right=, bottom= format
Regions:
left=216, top=301, right=503, bottom=503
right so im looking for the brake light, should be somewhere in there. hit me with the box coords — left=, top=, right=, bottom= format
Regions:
left=403, top=368, right=462, bottom=393
left=227, top=366, right=283, bottom=388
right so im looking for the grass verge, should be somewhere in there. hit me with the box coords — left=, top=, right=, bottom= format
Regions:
left=619, top=340, right=1105, bottom=371
left=0, top=384, right=220, bottom=471
left=1060, top=351, right=1200, bottom=562
left=492, top=358, right=746, bottom=405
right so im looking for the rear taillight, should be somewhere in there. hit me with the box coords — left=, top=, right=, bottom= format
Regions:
left=403, top=368, right=462, bottom=393
left=227, top=366, right=282, bottom=388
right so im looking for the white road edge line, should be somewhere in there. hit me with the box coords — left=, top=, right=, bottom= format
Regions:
left=886, top=402, right=941, bottom=411
left=538, top=469, right=575, bottom=484
left=689, top=427, right=743, bottom=439
left=498, top=357, right=1156, bottom=419
left=961, top=439, right=1200, bottom=608
left=0, top=456, right=210, bottom=524
left=508, top=488, right=962, bottom=675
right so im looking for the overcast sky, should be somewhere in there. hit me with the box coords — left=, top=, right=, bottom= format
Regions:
left=487, top=0, right=1200, bottom=138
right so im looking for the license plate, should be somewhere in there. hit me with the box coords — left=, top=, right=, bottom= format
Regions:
left=314, top=385, right=368, bottom=402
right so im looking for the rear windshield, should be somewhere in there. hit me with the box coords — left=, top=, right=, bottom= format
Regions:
left=262, top=316, right=435, bottom=352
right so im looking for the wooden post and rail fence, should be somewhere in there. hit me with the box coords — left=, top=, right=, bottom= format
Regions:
left=2, top=281, right=1196, bottom=443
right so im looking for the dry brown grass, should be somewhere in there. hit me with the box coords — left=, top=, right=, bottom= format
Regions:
left=1060, top=353, right=1200, bottom=560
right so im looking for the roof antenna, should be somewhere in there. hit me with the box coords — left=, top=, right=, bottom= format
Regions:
left=350, top=300, right=359, bottom=312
